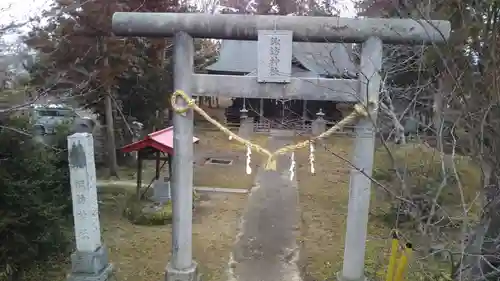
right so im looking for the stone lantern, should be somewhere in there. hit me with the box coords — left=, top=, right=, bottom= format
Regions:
left=240, top=107, right=249, bottom=120
left=312, top=108, right=326, bottom=135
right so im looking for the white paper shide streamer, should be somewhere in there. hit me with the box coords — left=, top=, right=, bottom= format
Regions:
left=246, top=144, right=252, bottom=175
left=228, top=135, right=233, bottom=140
left=289, top=152, right=296, bottom=181
left=309, top=142, right=315, bottom=174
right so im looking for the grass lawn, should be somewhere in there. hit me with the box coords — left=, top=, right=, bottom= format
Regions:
left=192, top=130, right=268, bottom=189
left=34, top=130, right=480, bottom=281
left=99, top=184, right=246, bottom=281
left=99, top=130, right=268, bottom=190
left=28, top=184, right=246, bottom=281
left=296, top=136, right=392, bottom=281
left=296, top=136, right=482, bottom=281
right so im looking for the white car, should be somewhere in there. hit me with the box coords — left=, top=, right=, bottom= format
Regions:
left=29, top=103, right=94, bottom=135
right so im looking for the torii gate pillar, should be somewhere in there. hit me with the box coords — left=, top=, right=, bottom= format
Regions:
left=112, top=12, right=450, bottom=281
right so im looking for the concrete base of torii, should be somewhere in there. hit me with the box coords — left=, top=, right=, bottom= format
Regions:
left=165, top=261, right=201, bottom=281
left=337, top=272, right=369, bottom=281
left=68, top=246, right=114, bottom=281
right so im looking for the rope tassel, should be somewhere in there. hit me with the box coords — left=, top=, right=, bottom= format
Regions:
left=246, top=144, right=252, bottom=175
left=265, top=156, right=277, bottom=170
left=309, top=142, right=315, bottom=174
left=289, top=152, right=296, bottom=181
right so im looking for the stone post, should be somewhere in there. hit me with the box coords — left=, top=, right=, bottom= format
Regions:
left=153, top=165, right=171, bottom=203
left=311, top=109, right=326, bottom=135
left=67, top=133, right=113, bottom=281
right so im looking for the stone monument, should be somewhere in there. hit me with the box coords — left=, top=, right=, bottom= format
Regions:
left=67, top=132, right=113, bottom=281
left=153, top=166, right=171, bottom=203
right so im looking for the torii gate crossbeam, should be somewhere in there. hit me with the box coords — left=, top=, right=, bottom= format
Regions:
left=112, top=12, right=450, bottom=44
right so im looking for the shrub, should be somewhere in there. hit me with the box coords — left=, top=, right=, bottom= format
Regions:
left=123, top=190, right=201, bottom=225
left=123, top=194, right=174, bottom=226
left=0, top=117, right=72, bottom=280
left=372, top=143, right=482, bottom=227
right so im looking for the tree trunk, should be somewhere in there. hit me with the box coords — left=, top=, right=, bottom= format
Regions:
left=455, top=170, right=500, bottom=281
left=102, top=36, right=119, bottom=178
left=104, top=93, right=119, bottom=178
left=433, top=75, right=446, bottom=152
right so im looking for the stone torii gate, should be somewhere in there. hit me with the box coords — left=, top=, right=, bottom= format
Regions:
left=112, top=13, right=450, bottom=281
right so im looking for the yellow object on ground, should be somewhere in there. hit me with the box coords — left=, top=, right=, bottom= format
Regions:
left=385, top=230, right=412, bottom=281
left=385, top=230, right=399, bottom=281
left=394, top=243, right=412, bottom=281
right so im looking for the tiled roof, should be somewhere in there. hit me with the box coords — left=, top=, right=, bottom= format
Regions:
left=206, top=40, right=357, bottom=78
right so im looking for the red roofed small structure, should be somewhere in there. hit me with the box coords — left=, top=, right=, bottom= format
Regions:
left=121, top=126, right=199, bottom=155
left=120, top=126, right=200, bottom=199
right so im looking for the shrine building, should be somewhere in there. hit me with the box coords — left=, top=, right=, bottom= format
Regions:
left=204, top=40, right=359, bottom=128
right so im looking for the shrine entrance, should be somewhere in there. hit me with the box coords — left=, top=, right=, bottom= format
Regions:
left=112, top=11, right=450, bottom=281
left=269, top=99, right=301, bottom=129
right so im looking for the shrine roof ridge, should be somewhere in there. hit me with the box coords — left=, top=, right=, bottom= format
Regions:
left=112, top=12, right=451, bottom=44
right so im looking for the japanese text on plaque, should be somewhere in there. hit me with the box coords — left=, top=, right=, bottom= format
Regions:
left=269, top=36, right=281, bottom=76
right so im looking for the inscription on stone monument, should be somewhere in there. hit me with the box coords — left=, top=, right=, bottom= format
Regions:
left=69, top=142, right=87, bottom=169
left=257, top=30, right=292, bottom=83
left=68, top=133, right=102, bottom=253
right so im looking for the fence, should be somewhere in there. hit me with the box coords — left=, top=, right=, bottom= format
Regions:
left=193, top=116, right=361, bottom=138
left=195, top=118, right=240, bottom=132
left=254, top=119, right=271, bottom=133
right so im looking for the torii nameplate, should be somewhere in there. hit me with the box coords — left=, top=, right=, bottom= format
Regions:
left=257, top=30, right=293, bottom=83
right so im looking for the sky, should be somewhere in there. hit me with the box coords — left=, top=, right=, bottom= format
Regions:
left=0, top=0, right=52, bottom=36
left=336, top=0, right=356, bottom=17
left=0, top=0, right=356, bottom=43
left=0, top=0, right=52, bottom=45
